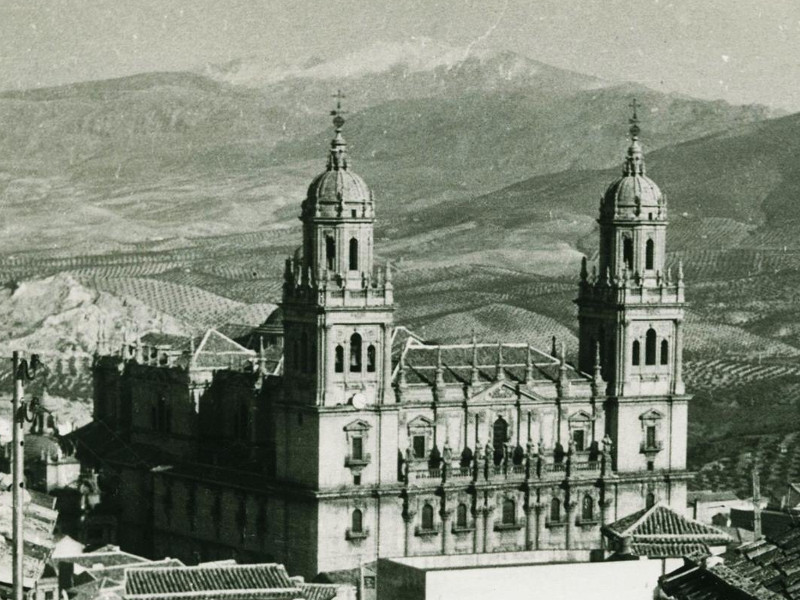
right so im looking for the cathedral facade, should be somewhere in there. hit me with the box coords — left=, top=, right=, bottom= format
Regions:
left=80, top=102, right=689, bottom=580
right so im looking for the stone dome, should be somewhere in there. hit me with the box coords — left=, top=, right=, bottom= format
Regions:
left=306, top=168, right=372, bottom=208
left=301, top=104, right=374, bottom=220
left=600, top=126, right=665, bottom=221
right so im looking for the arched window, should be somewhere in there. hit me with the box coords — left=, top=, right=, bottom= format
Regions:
left=334, top=345, right=344, bottom=373
left=632, top=340, right=641, bottom=366
left=646, top=492, right=655, bottom=509
left=623, top=236, right=634, bottom=270
left=349, top=333, right=362, bottom=372
left=300, top=331, right=308, bottom=373
left=502, top=499, right=516, bottom=525
left=645, top=328, right=657, bottom=365
left=456, top=503, right=468, bottom=529
left=645, top=239, right=654, bottom=270
left=550, top=498, right=561, bottom=522
left=351, top=509, right=363, bottom=534
left=660, top=339, right=669, bottom=365
left=582, top=495, right=594, bottom=521
left=325, top=236, right=336, bottom=271
left=421, top=503, right=434, bottom=531
left=349, top=238, right=359, bottom=271
left=367, top=344, right=376, bottom=372
left=492, top=417, right=508, bottom=466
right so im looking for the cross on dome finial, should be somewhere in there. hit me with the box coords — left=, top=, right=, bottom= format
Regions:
left=331, top=89, right=347, bottom=131
left=623, top=98, right=646, bottom=176
left=327, top=89, right=349, bottom=171
left=629, top=98, right=641, bottom=139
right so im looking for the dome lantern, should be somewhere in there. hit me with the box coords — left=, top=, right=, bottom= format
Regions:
left=601, top=99, right=664, bottom=221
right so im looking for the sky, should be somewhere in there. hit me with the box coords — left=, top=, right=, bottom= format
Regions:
left=2, top=0, right=800, bottom=110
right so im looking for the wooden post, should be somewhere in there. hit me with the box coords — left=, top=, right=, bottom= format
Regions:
left=12, top=351, right=24, bottom=600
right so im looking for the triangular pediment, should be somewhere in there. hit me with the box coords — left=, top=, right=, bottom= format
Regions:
left=467, top=380, right=543, bottom=403
left=343, top=419, right=371, bottom=432
left=639, top=409, right=665, bottom=421
left=568, top=410, right=593, bottom=423
left=406, top=416, right=434, bottom=430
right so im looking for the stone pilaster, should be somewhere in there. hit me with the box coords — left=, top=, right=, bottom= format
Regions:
left=403, top=509, right=416, bottom=557
left=473, top=507, right=484, bottom=553
left=441, top=507, right=453, bottom=555
left=483, top=506, right=495, bottom=553
left=535, top=502, right=547, bottom=550
left=524, top=503, right=536, bottom=550
left=565, top=500, right=577, bottom=550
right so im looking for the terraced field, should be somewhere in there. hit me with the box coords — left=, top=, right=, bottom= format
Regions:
left=83, top=276, right=275, bottom=331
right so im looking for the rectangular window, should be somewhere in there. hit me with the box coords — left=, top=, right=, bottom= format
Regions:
left=352, top=436, right=363, bottom=461
left=413, top=435, right=426, bottom=459
left=573, top=429, right=585, bottom=452
left=646, top=426, right=657, bottom=449
left=353, top=474, right=361, bottom=486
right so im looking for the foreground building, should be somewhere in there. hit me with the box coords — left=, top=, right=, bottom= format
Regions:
left=75, top=102, right=691, bottom=579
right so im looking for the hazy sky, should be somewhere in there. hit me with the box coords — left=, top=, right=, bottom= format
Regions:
left=3, top=0, right=800, bottom=109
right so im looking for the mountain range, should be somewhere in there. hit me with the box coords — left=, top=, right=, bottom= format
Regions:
left=0, top=38, right=797, bottom=489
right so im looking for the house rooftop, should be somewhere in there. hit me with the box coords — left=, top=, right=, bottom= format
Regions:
left=603, top=502, right=731, bottom=558
left=125, top=563, right=298, bottom=599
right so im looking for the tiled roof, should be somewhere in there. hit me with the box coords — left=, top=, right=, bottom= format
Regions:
left=604, top=503, right=731, bottom=558
left=720, top=526, right=800, bottom=599
left=84, top=558, right=185, bottom=585
left=57, top=548, right=150, bottom=570
left=660, top=560, right=784, bottom=600
left=300, top=584, right=339, bottom=600
left=394, top=342, right=588, bottom=387
left=125, top=563, right=296, bottom=598
left=630, top=542, right=710, bottom=559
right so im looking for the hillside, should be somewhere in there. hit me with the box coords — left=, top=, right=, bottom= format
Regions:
left=0, top=41, right=776, bottom=256
left=0, top=41, right=797, bottom=495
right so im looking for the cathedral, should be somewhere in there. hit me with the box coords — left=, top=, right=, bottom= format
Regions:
left=76, top=99, right=690, bottom=580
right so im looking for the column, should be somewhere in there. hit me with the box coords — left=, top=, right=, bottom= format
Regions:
left=441, top=508, right=453, bottom=555
left=536, top=502, right=547, bottom=550
left=403, top=510, right=416, bottom=557
left=483, top=506, right=495, bottom=553
left=673, top=318, right=684, bottom=394
left=565, top=500, right=577, bottom=550
left=473, top=507, right=484, bottom=553
left=323, top=324, right=334, bottom=403
left=599, top=497, right=614, bottom=549
left=524, top=503, right=536, bottom=550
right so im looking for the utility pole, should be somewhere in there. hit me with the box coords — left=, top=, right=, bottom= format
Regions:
left=12, top=351, right=23, bottom=600
left=753, top=464, right=762, bottom=541
left=11, top=351, right=42, bottom=600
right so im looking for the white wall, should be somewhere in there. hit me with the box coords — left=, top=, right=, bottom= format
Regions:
left=425, top=558, right=681, bottom=600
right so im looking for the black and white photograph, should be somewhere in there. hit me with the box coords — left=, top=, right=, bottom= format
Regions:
left=0, top=1, right=798, bottom=598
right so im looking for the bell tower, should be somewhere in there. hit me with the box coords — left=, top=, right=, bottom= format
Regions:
left=280, top=91, right=394, bottom=409
left=576, top=102, right=688, bottom=483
